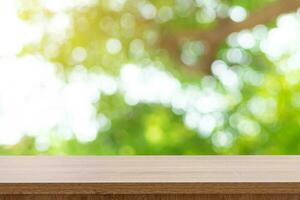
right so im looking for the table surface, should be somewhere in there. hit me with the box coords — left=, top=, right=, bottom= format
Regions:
left=1, top=156, right=300, bottom=183
left=1, top=156, right=300, bottom=194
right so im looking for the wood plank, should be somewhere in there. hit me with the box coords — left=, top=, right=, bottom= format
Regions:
left=1, top=156, right=300, bottom=194
left=1, top=195, right=300, bottom=200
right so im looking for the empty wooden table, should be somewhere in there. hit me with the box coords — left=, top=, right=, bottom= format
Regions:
left=1, top=156, right=300, bottom=199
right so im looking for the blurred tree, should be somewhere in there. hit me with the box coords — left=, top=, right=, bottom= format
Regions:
left=2, top=0, right=300, bottom=155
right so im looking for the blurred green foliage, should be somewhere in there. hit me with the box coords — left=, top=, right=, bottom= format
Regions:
left=2, top=0, right=300, bottom=155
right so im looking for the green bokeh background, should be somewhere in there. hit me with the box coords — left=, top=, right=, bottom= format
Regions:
left=2, top=0, right=300, bottom=155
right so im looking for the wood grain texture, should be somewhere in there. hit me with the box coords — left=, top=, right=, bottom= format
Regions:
left=1, top=156, right=300, bottom=195
left=1, top=195, right=300, bottom=200
left=2, top=156, right=300, bottom=183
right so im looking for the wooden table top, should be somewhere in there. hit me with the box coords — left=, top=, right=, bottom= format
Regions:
left=1, top=156, right=300, bottom=194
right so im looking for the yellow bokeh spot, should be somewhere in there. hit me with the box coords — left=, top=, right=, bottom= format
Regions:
left=145, top=126, right=163, bottom=144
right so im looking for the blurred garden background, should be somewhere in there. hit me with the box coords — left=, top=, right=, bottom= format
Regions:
left=1, top=0, right=300, bottom=155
